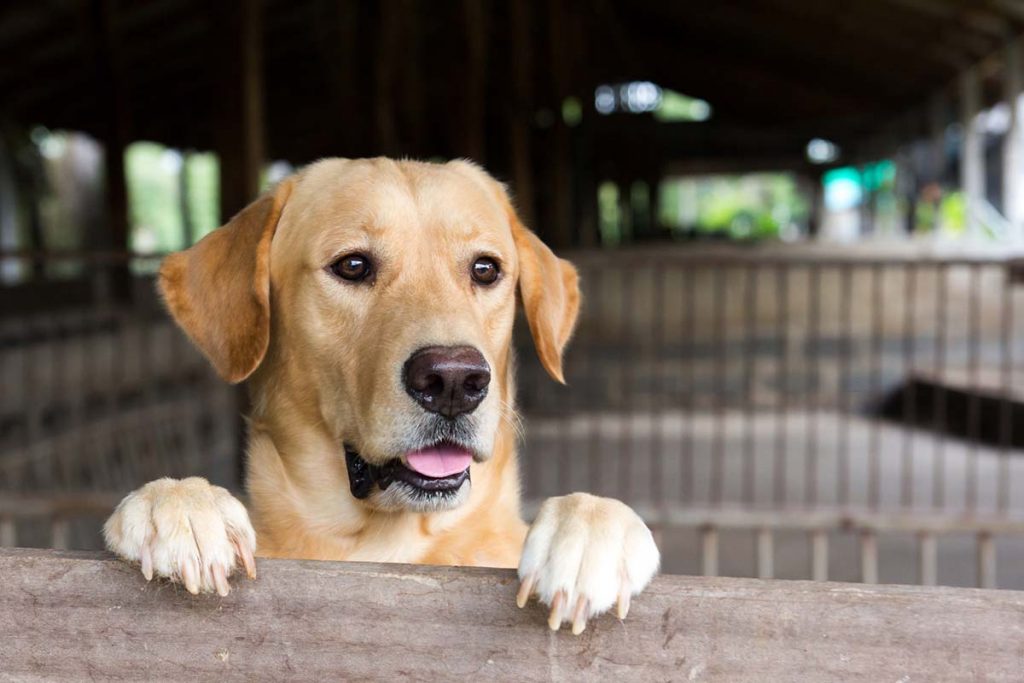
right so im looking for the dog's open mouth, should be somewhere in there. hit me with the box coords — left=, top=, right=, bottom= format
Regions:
left=345, top=442, right=472, bottom=501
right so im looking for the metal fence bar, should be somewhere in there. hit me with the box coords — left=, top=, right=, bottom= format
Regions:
left=869, top=263, right=884, bottom=510
left=837, top=266, right=854, bottom=507
left=756, top=528, right=774, bottom=579
left=743, top=264, right=757, bottom=505
left=682, top=266, right=696, bottom=505
left=586, top=266, right=603, bottom=497
left=806, top=264, right=821, bottom=508
left=999, top=272, right=1014, bottom=514
left=50, top=518, right=69, bottom=550
left=619, top=268, right=634, bottom=500
left=774, top=265, right=789, bottom=506
left=651, top=264, right=665, bottom=509
left=901, top=265, right=917, bottom=509
left=919, top=532, right=938, bottom=586
left=711, top=267, right=727, bottom=506
left=933, top=263, right=948, bottom=510
left=0, top=516, right=15, bottom=547
left=977, top=532, right=996, bottom=589
left=702, top=525, right=719, bottom=577
left=966, top=265, right=981, bottom=512
left=811, top=529, right=828, bottom=581
left=860, top=531, right=879, bottom=584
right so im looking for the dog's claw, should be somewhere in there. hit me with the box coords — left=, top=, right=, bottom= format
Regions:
left=212, top=564, right=230, bottom=596
left=516, top=574, right=536, bottom=608
left=617, top=579, right=631, bottom=620
left=548, top=590, right=566, bottom=631
left=235, top=538, right=257, bottom=579
left=571, top=596, right=589, bottom=635
left=182, top=558, right=200, bottom=595
left=614, top=589, right=630, bottom=618
left=140, top=543, right=153, bottom=581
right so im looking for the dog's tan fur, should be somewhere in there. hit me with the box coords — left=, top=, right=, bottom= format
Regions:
left=105, top=158, right=657, bottom=632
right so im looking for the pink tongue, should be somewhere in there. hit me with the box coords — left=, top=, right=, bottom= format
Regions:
left=405, top=446, right=473, bottom=478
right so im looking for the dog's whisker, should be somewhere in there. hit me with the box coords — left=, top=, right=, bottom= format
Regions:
left=498, top=398, right=525, bottom=442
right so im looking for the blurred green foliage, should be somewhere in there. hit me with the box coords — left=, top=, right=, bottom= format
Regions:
left=597, top=181, right=623, bottom=245
left=653, top=89, right=712, bottom=122
left=126, top=142, right=219, bottom=255
left=654, top=174, right=808, bottom=240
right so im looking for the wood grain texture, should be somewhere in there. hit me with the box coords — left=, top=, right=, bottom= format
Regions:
left=1, top=548, right=1022, bottom=682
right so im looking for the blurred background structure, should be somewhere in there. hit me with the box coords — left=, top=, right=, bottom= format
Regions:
left=3, top=0, right=1024, bottom=589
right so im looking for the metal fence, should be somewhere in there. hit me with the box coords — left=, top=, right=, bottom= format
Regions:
left=0, top=300, right=238, bottom=548
left=3, top=246, right=1024, bottom=588
left=515, top=247, right=1024, bottom=587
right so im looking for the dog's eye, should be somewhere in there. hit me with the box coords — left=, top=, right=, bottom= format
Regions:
left=471, top=257, right=500, bottom=285
left=329, top=253, right=372, bottom=282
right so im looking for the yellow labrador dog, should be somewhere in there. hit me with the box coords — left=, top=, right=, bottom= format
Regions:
left=104, top=158, right=659, bottom=634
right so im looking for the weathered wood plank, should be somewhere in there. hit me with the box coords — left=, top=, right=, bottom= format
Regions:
left=0, top=548, right=1021, bottom=681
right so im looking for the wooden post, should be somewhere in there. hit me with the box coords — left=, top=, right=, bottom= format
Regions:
left=804, top=172, right=824, bottom=238
left=374, top=4, right=400, bottom=156
left=508, top=0, right=536, bottom=227
left=896, top=147, right=918, bottom=235
left=214, top=0, right=265, bottom=485
left=462, top=0, right=487, bottom=162
left=399, top=0, right=425, bottom=155
left=1003, top=38, right=1024, bottom=240
left=179, top=152, right=194, bottom=247
left=960, top=67, right=984, bottom=240
left=89, top=0, right=132, bottom=301
left=545, top=0, right=573, bottom=248
left=215, top=0, right=266, bottom=221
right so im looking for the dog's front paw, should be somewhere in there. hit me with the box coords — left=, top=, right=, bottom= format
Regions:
left=103, top=477, right=257, bottom=596
left=516, top=492, right=659, bottom=634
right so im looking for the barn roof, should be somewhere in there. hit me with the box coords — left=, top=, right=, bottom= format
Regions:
left=2, top=0, right=1022, bottom=167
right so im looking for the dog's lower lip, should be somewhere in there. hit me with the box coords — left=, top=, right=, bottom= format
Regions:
left=389, top=462, right=469, bottom=492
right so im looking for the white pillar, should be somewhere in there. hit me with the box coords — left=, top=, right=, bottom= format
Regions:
left=1003, top=38, right=1024, bottom=241
left=960, top=67, right=984, bottom=239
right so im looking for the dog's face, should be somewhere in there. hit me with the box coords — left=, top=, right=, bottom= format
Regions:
left=158, top=158, right=579, bottom=514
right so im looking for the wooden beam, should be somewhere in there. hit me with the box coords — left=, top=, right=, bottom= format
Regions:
left=507, top=0, right=536, bottom=228
left=628, top=1, right=953, bottom=100
left=461, top=0, right=487, bottom=162
left=545, top=0, right=573, bottom=248
left=88, top=0, right=132, bottom=300
left=214, top=0, right=265, bottom=220
left=3, top=548, right=1023, bottom=680
left=373, top=4, right=400, bottom=156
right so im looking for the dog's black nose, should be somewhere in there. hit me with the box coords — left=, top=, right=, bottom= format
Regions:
left=403, top=346, right=490, bottom=418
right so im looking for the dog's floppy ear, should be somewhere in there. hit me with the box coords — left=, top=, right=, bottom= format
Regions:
left=510, top=210, right=581, bottom=384
left=158, top=179, right=294, bottom=384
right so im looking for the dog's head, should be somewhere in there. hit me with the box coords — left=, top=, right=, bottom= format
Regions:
left=159, top=158, right=579, bottom=513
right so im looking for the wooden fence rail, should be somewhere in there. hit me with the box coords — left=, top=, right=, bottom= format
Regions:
left=1, top=548, right=1022, bottom=681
